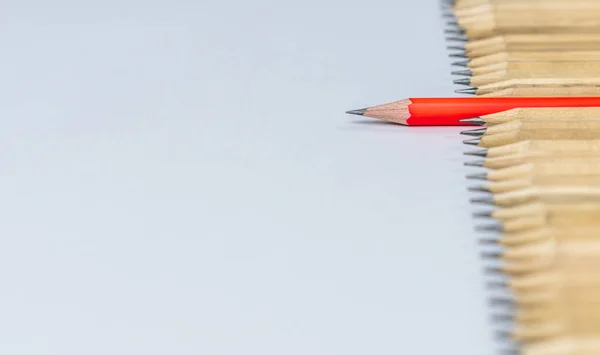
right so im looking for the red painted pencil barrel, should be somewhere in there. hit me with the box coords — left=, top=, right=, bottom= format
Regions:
left=407, top=97, right=600, bottom=126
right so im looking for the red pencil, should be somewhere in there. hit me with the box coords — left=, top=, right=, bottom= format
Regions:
left=346, top=97, right=600, bottom=126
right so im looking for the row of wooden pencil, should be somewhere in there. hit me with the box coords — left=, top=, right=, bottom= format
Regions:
left=463, top=108, right=600, bottom=354
left=450, top=2, right=600, bottom=354
left=446, top=1, right=600, bottom=97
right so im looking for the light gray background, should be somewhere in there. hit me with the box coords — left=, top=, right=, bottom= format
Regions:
left=0, top=1, right=495, bottom=354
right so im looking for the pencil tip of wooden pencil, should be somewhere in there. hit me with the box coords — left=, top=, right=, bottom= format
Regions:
left=454, top=77, right=472, bottom=86
left=468, top=184, right=490, bottom=192
left=464, top=149, right=488, bottom=157
left=471, top=196, right=494, bottom=205
left=460, top=118, right=485, bottom=126
left=451, top=60, right=470, bottom=67
left=479, top=236, right=499, bottom=245
left=473, top=210, right=493, bottom=218
left=345, top=108, right=367, bottom=116
left=481, top=250, right=503, bottom=259
left=444, top=28, right=466, bottom=36
left=477, top=224, right=503, bottom=233
left=461, top=128, right=486, bottom=137
left=452, top=69, right=472, bottom=76
left=456, top=88, right=477, bottom=95
left=487, top=281, right=508, bottom=290
left=490, top=313, right=513, bottom=323
left=446, top=20, right=459, bottom=27
left=463, top=138, right=481, bottom=146
left=447, top=45, right=465, bottom=51
left=467, top=172, right=488, bottom=180
left=484, top=266, right=503, bottom=275
left=495, top=330, right=513, bottom=341
left=446, top=36, right=467, bottom=42
left=489, top=297, right=514, bottom=307
left=449, top=53, right=467, bottom=59
left=465, top=160, right=486, bottom=168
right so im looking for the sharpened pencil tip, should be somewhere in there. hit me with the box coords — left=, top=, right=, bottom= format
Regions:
left=446, top=36, right=468, bottom=42
left=480, top=250, right=503, bottom=259
left=460, top=118, right=485, bottom=126
left=456, top=88, right=477, bottom=95
left=447, top=45, right=465, bottom=51
left=452, top=60, right=470, bottom=67
left=464, top=149, right=488, bottom=157
left=461, top=128, right=486, bottom=137
left=484, top=266, right=503, bottom=275
left=477, top=224, right=503, bottom=233
left=446, top=20, right=459, bottom=27
left=467, top=172, right=488, bottom=180
left=444, top=29, right=466, bottom=36
left=473, top=210, right=493, bottom=218
left=479, top=237, right=498, bottom=245
left=468, top=184, right=490, bottom=192
left=463, top=138, right=481, bottom=146
left=489, top=297, right=515, bottom=307
left=454, top=78, right=472, bottom=86
left=487, top=281, right=508, bottom=289
left=345, top=108, right=367, bottom=116
left=452, top=69, right=472, bottom=76
left=465, top=160, right=486, bottom=168
left=471, top=196, right=495, bottom=205
left=495, top=330, right=513, bottom=341
left=490, top=314, right=513, bottom=323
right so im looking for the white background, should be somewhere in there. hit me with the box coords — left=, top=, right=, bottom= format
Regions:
left=0, top=1, right=496, bottom=354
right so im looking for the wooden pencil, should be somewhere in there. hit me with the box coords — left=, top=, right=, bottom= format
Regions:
left=467, top=140, right=600, bottom=159
left=457, top=60, right=600, bottom=76
left=459, top=67, right=600, bottom=88
left=458, top=52, right=600, bottom=71
left=464, top=108, right=600, bottom=126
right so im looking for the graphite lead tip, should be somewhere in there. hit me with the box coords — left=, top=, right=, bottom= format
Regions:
left=456, top=88, right=477, bottom=95
left=446, top=36, right=468, bottom=42
left=445, top=28, right=466, bottom=36
left=452, top=60, right=470, bottom=67
left=446, top=20, right=459, bottom=27
left=464, top=149, right=488, bottom=157
left=452, top=69, right=472, bottom=76
left=487, top=280, right=509, bottom=289
left=471, top=196, right=494, bottom=205
left=471, top=196, right=495, bottom=205
left=478, top=237, right=498, bottom=245
left=495, top=330, right=513, bottom=341
left=473, top=210, right=493, bottom=218
left=489, top=297, right=515, bottom=307
left=466, top=172, right=488, bottom=180
left=345, top=108, right=367, bottom=116
left=461, top=128, right=486, bottom=136
left=490, top=314, right=514, bottom=323
left=477, top=224, right=503, bottom=233
left=463, top=138, right=481, bottom=146
left=454, top=77, right=472, bottom=86
left=481, top=250, right=503, bottom=259
left=449, top=53, right=467, bottom=59
left=465, top=161, right=486, bottom=168
left=484, top=266, right=503, bottom=275
left=447, top=45, right=465, bottom=51
left=468, top=184, right=490, bottom=192
left=460, top=118, right=485, bottom=126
